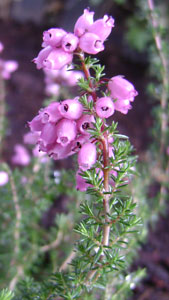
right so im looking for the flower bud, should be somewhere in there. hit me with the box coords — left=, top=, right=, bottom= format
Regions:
left=88, top=15, right=115, bottom=42
left=58, top=98, right=83, bottom=120
left=42, top=28, right=66, bottom=47
left=62, top=33, right=79, bottom=53
left=56, top=119, right=77, bottom=146
left=95, top=97, right=114, bottom=118
left=78, top=142, right=97, bottom=170
left=74, top=8, right=94, bottom=37
left=108, top=76, right=138, bottom=114
left=77, top=114, right=95, bottom=135
left=43, top=48, right=73, bottom=70
left=79, top=33, right=104, bottom=54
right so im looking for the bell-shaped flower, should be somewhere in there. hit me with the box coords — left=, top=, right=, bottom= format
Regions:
left=95, top=97, right=114, bottom=118
left=43, top=48, right=73, bottom=70
left=74, top=8, right=94, bottom=37
left=88, top=15, right=115, bottom=42
left=29, top=115, right=44, bottom=132
left=56, top=119, right=77, bottom=147
left=33, top=46, right=52, bottom=69
left=71, top=135, right=88, bottom=152
left=48, top=143, right=73, bottom=160
left=45, top=83, right=60, bottom=96
left=11, top=144, right=31, bottom=166
left=40, top=122, right=57, bottom=146
left=2, top=60, right=18, bottom=79
left=77, top=114, right=95, bottom=135
left=78, top=142, right=97, bottom=170
left=62, top=33, right=79, bottom=53
left=0, top=42, right=4, bottom=53
left=42, top=28, right=66, bottom=47
left=0, top=171, right=9, bottom=186
left=58, top=98, right=83, bottom=120
left=23, top=132, right=40, bottom=145
left=108, top=76, right=138, bottom=114
left=79, top=32, right=104, bottom=54
left=40, top=102, right=62, bottom=123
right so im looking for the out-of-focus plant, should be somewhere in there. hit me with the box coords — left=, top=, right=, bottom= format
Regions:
left=126, top=0, right=169, bottom=217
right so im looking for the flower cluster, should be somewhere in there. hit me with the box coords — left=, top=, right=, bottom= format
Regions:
left=29, top=99, right=97, bottom=178
left=29, top=9, right=138, bottom=191
left=0, top=41, right=18, bottom=79
left=33, top=8, right=114, bottom=71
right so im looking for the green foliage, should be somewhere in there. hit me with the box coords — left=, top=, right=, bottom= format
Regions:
left=0, top=290, right=14, bottom=300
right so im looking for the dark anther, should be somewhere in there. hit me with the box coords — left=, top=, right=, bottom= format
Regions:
left=66, top=43, right=71, bottom=49
left=101, top=106, right=109, bottom=111
left=64, top=104, right=69, bottom=112
left=77, top=142, right=82, bottom=148
left=82, top=122, right=90, bottom=130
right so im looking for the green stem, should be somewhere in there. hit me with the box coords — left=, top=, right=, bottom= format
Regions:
left=77, top=53, right=111, bottom=284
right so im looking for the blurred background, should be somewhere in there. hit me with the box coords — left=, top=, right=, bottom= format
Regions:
left=0, top=0, right=169, bottom=299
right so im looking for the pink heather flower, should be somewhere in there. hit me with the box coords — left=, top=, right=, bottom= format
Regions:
left=79, top=32, right=104, bottom=54
left=167, top=147, right=169, bottom=156
left=76, top=170, right=91, bottom=191
left=0, top=60, right=18, bottom=79
left=74, top=8, right=94, bottom=37
left=0, top=42, right=4, bottom=53
left=44, top=65, right=83, bottom=90
left=108, top=76, right=138, bottom=114
left=71, top=135, right=88, bottom=152
left=40, top=102, right=62, bottom=123
left=88, top=15, right=115, bottom=42
left=40, top=122, right=58, bottom=146
left=62, top=33, right=79, bottom=53
left=33, top=46, right=52, bottom=69
left=29, top=115, right=44, bottom=132
left=32, top=145, right=47, bottom=158
left=78, top=142, right=97, bottom=170
left=45, top=83, right=60, bottom=96
left=11, top=144, right=31, bottom=166
left=56, top=119, right=77, bottom=146
left=42, top=28, right=66, bottom=47
left=77, top=114, right=95, bottom=135
left=58, top=98, right=83, bottom=120
left=43, top=48, right=73, bottom=70
left=23, top=132, right=40, bottom=145
left=64, top=70, right=83, bottom=86
left=0, top=171, right=9, bottom=186
left=48, top=143, right=73, bottom=160
left=95, top=97, right=114, bottom=118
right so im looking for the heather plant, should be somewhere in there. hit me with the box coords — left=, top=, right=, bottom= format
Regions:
left=10, top=8, right=142, bottom=299
left=0, top=2, right=168, bottom=299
